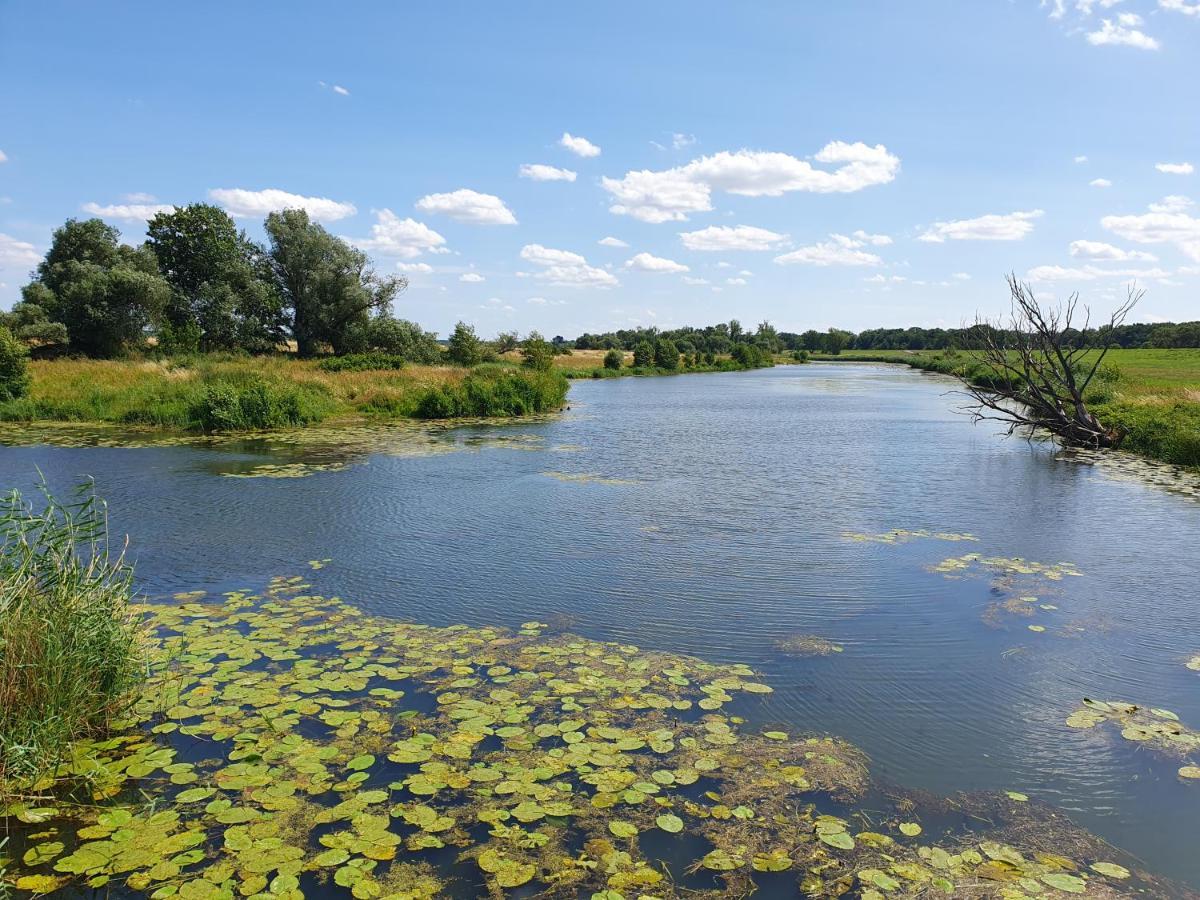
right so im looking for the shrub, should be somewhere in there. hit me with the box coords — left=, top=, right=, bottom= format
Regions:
left=792, top=349, right=810, bottom=362
left=632, top=341, right=654, bottom=368
left=317, top=352, right=407, bottom=373
left=654, top=338, right=680, bottom=370
left=446, top=321, right=484, bottom=366
left=187, top=377, right=332, bottom=431
left=0, top=482, right=142, bottom=787
left=0, top=325, right=31, bottom=401
left=413, top=366, right=568, bottom=419
left=603, top=349, right=623, bottom=370
left=520, top=332, right=555, bottom=372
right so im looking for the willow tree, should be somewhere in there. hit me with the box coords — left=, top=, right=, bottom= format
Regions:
left=957, top=275, right=1140, bottom=449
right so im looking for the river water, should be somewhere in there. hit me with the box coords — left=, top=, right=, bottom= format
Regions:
left=2, top=362, right=1198, bottom=891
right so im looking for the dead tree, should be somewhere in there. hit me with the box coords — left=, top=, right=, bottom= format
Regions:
left=956, top=275, right=1141, bottom=449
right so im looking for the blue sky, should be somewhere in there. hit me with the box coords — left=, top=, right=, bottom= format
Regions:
left=1, top=1, right=1198, bottom=337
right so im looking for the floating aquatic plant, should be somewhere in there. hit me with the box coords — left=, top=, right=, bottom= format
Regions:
left=841, top=529, right=979, bottom=544
left=1066, top=699, right=1199, bottom=784
left=773, top=633, right=845, bottom=657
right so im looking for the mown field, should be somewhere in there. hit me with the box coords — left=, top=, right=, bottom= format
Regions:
left=813, top=348, right=1200, bottom=469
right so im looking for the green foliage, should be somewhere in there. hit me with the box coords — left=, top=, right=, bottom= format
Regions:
left=603, top=348, right=623, bottom=370
left=654, top=338, right=680, bottom=370
left=186, top=377, right=334, bottom=432
left=414, top=366, right=568, bottom=418
left=730, top=343, right=772, bottom=368
left=446, top=321, right=484, bottom=366
left=520, top=331, right=555, bottom=372
left=0, top=482, right=142, bottom=786
left=0, top=300, right=68, bottom=351
left=632, top=341, right=654, bottom=368
left=1093, top=400, right=1200, bottom=468
left=25, top=218, right=170, bottom=357
left=317, top=352, right=407, bottom=373
left=823, top=328, right=853, bottom=355
left=0, top=326, right=31, bottom=401
left=495, top=331, right=520, bottom=354
left=792, top=349, right=810, bottom=362
left=340, top=316, right=442, bottom=363
left=264, top=209, right=403, bottom=356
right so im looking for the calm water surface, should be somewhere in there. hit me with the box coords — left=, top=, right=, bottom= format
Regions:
left=3, top=363, right=1198, bottom=889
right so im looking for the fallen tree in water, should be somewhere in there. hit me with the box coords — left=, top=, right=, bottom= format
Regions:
left=959, top=276, right=1141, bottom=448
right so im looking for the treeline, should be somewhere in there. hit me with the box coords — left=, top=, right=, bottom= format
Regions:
left=0, top=205, right=441, bottom=360
left=574, top=320, right=791, bottom=355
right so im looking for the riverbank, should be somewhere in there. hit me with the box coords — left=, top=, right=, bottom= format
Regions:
left=812, top=349, right=1200, bottom=469
left=0, top=356, right=569, bottom=432
left=501, top=347, right=779, bottom=379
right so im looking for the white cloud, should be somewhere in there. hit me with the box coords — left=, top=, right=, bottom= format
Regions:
left=774, top=233, right=883, bottom=267
left=624, top=252, right=689, bottom=274
left=1160, top=0, right=1200, bottom=15
left=725, top=277, right=747, bottom=285
left=739, top=269, right=753, bottom=276
left=1090, top=178, right=1113, bottom=188
left=1149, top=195, right=1194, bottom=213
left=519, top=243, right=618, bottom=287
left=672, top=133, right=696, bottom=150
left=1102, top=205, right=1200, bottom=261
left=82, top=201, right=175, bottom=221
left=415, top=189, right=517, bottom=225
left=459, top=272, right=485, bottom=283
left=851, top=229, right=893, bottom=245
left=1074, top=155, right=1089, bottom=163
left=519, top=164, right=577, bottom=183
left=560, top=132, right=601, bottom=158
left=597, top=236, right=629, bottom=248
left=1069, top=239, right=1157, bottom=261
left=396, top=262, right=434, bottom=274
left=0, top=233, right=40, bottom=272
left=353, top=209, right=447, bottom=258
left=1027, top=263, right=1170, bottom=282
left=918, top=209, right=1043, bottom=242
left=952, top=272, right=972, bottom=280
left=123, top=192, right=157, bottom=202
left=333, top=84, right=350, bottom=96
left=682, top=276, right=710, bottom=285
left=1086, top=16, right=1160, bottom=49
left=678, top=224, right=788, bottom=251
left=1156, top=161, right=1195, bottom=175
left=209, top=187, right=357, bottom=222
left=602, top=140, right=900, bottom=223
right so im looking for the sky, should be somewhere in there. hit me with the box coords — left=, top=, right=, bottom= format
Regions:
left=1, top=1, right=1198, bottom=338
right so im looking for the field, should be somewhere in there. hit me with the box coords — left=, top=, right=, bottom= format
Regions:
left=813, top=348, right=1200, bottom=468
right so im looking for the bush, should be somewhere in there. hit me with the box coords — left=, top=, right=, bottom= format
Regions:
left=654, top=338, right=680, bottom=370
left=0, top=325, right=31, bottom=401
left=317, top=352, right=407, bottom=373
left=0, top=482, right=142, bottom=787
left=342, top=317, right=443, bottom=363
left=187, top=377, right=333, bottom=431
left=632, top=341, right=654, bottom=368
left=446, top=321, right=484, bottom=366
left=603, top=349, right=623, bottom=370
left=792, top=349, right=810, bottom=362
left=730, top=343, right=773, bottom=369
left=520, top=332, right=555, bottom=372
left=413, top=366, right=569, bottom=419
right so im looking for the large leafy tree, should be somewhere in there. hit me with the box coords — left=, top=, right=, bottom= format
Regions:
left=145, top=204, right=287, bottom=353
left=264, top=209, right=404, bottom=357
left=25, top=218, right=169, bottom=358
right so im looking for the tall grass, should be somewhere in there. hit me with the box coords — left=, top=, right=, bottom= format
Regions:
left=412, top=365, right=569, bottom=418
left=0, top=482, right=143, bottom=789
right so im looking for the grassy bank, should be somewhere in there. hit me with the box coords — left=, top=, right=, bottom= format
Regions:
left=813, top=349, right=1200, bottom=468
left=0, top=355, right=569, bottom=432
left=519, top=347, right=778, bottom=379
left=0, top=483, right=143, bottom=789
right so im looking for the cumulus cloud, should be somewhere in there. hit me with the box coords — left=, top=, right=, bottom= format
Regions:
left=1090, top=178, right=1113, bottom=188
left=459, top=272, right=485, bottom=283
left=1102, top=201, right=1200, bottom=261
left=519, top=243, right=618, bottom=287
left=1160, top=0, right=1200, bottom=14
left=725, top=277, right=747, bottom=285
left=1156, top=161, right=1195, bottom=175
left=1086, top=14, right=1160, bottom=49
left=1069, top=239, right=1157, bottom=261
left=625, top=252, right=689, bottom=273
left=81, top=201, right=175, bottom=221
left=415, top=189, right=517, bottom=225
left=209, top=187, right=357, bottom=222
left=519, top=164, right=577, bottom=182
left=0, top=233, right=40, bottom=272
left=560, top=132, right=601, bottom=158
left=396, top=262, right=434, bottom=274
left=1027, top=263, right=1170, bottom=282
left=851, top=229, right=893, bottom=245
left=918, top=209, right=1043, bottom=242
left=682, top=276, right=710, bottom=285
left=774, top=233, right=884, bottom=267
left=353, top=209, right=447, bottom=259
left=678, top=224, right=788, bottom=251
left=597, top=236, right=629, bottom=248
left=1149, top=195, right=1194, bottom=213
left=602, top=141, right=900, bottom=223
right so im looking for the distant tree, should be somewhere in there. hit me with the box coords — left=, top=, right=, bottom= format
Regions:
left=755, top=320, right=782, bottom=353
left=0, top=299, right=68, bottom=351
left=0, top=326, right=31, bottom=400
left=654, top=337, right=680, bottom=370
left=823, top=328, right=852, bottom=355
left=495, top=331, right=520, bottom=354
left=603, top=348, right=623, bottom=370
left=729, top=319, right=744, bottom=342
left=520, top=331, right=555, bottom=371
left=339, top=315, right=442, bottom=362
left=446, top=321, right=484, bottom=366
left=24, top=218, right=170, bottom=357
left=264, top=209, right=405, bottom=356
left=632, top=340, right=655, bottom=368
left=146, top=203, right=287, bottom=353
left=800, top=329, right=823, bottom=352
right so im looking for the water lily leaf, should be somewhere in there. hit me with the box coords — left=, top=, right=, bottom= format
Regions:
left=1178, top=766, right=1200, bottom=780
left=1041, top=873, right=1087, bottom=893
left=751, top=849, right=791, bottom=872
left=15, top=874, right=70, bottom=894
left=347, top=754, right=375, bottom=771
left=1091, top=862, right=1131, bottom=879
left=655, top=814, right=683, bottom=833
left=898, top=822, right=922, bottom=836
left=819, top=831, right=855, bottom=850
left=22, top=842, right=64, bottom=866
left=1005, top=791, right=1029, bottom=802
left=701, top=849, right=742, bottom=871
left=608, top=821, right=638, bottom=838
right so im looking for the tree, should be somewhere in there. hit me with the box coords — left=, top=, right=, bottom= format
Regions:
left=654, top=337, right=680, bottom=370
left=823, top=328, right=852, bottom=355
left=729, top=319, right=744, bottom=342
left=446, top=321, right=484, bottom=366
left=520, top=331, right=555, bottom=371
left=24, top=218, right=170, bottom=357
left=264, top=209, right=405, bottom=356
left=755, top=320, right=782, bottom=353
left=956, top=276, right=1139, bottom=448
left=495, top=331, right=519, bottom=354
left=0, top=326, right=31, bottom=400
left=800, top=329, right=823, bottom=352
left=146, top=204, right=287, bottom=352
left=342, top=316, right=442, bottom=362
left=0, top=298, right=68, bottom=351
left=632, top=340, right=654, bottom=368
left=603, top=348, right=623, bottom=370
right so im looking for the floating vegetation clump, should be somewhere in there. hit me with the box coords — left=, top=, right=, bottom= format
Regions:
left=1059, top=447, right=1200, bottom=503
left=221, top=462, right=352, bottom=479
left=774, top=633, right=845, bottom=657
left=1066, top=699, right=1200, bottom=783
left=0, top=575, right=1173, bottom=898
left=540, top=471, right=638, bottom=486
left=1186, top=654, right=1200, bottom=673
left=841, top=528, right=979, bottom=544
left=929, top=553, right=1083, bottom=582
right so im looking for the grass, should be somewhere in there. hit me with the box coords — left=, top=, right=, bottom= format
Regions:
left=0, top=355, right=569, bottom=432
left=0, top=482, right=143, bottom=790
left=524, top=348, right=778, bottom=379
left=812, top=348, right=1200, bottom=468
